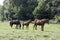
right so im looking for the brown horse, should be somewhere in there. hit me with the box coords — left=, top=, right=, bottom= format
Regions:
left=33, top=19, right=49, bottom=31
left=22, top=19, right=31, bottom=29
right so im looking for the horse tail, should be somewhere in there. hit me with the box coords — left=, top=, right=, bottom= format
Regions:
left=10, top=22, right=13, bottom=28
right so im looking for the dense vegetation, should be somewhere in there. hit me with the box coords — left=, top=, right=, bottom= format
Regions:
left=0, top=0, right=60, bottom=21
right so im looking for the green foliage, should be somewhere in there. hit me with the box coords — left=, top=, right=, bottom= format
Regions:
left=3, top=0, right=38, bottom=20
left=33, top=0, right=60, bottom=19
left=0, top=6, right=5, bottom=21
left=1, top=0, right=60, bottom=21
left=33, top=0, right=53, bottom=19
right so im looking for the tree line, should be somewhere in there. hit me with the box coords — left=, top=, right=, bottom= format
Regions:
left=0, top=0, right=60, bottom=21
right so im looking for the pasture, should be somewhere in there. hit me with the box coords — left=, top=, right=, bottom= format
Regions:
left=0, top=21, right=60, bottom=40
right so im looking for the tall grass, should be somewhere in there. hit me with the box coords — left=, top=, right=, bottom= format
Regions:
left=0, top=22, right=60, bottom=40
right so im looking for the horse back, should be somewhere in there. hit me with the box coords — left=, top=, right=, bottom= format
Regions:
left=10, top=20, right=20, bottom=25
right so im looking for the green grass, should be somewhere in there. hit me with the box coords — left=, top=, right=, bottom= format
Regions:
left=0, top=21, right=60, bottom=40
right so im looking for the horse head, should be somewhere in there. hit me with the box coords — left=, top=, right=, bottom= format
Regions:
left=42, top=19, right=49, bottom=24
left=28, top=19, right=32, bottom=23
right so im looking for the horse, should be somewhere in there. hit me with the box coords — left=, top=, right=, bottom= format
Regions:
left=33, top=19, right=49, bottom=31
left=9, top=19, right=21, bottom=29
left=22, top=19, right=31, bottom=29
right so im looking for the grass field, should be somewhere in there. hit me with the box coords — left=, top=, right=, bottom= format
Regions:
left=0, top=21, right=60, bottom=40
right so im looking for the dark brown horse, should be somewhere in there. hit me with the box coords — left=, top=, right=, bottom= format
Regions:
left=33, top=19, right=49, bottom=31
left=22, top=19, right=31, bottom=29
left=10, top=19, right=21, bottom=29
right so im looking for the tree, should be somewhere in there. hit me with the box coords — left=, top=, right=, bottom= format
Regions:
left=3, top=0, right=38, bottom=20
left=33, top=0, right=60, bottom=19
left=0, top=6, right=5, bottom=21
left=33, top=0, right=51, bottom=19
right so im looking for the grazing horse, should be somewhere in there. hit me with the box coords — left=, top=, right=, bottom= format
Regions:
left=10, top=19, right=21, bottom=29
left=22, top=19, right=31, bottom=29
left=33, top=19, right=49, bottom=31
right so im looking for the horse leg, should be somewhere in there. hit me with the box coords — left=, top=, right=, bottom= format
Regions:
left=41, top=25, right=44, bottom=31
left=26, top=25, right=29, bottom=30
left=35, top=25, right=37, bottom=30
left=19, top=24, right=21, bottom=29
left=10, top=24, right=13, bottom=28
left=22, top=24, right=24, bottom=29
left=33, top=24, right=35, bottom=30
left=15, top=25, right=18, bottom=29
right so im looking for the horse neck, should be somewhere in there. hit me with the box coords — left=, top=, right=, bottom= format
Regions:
left=28, top=20, right=31, bottom=23
left=42, top=19, right=48, bottom=23
left=34, top=19, right=38, bottom=22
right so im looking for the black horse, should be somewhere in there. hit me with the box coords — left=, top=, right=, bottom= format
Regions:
left=33, top=19, right=49, bottom=31
left=10, top=19, right=21, bottom=29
